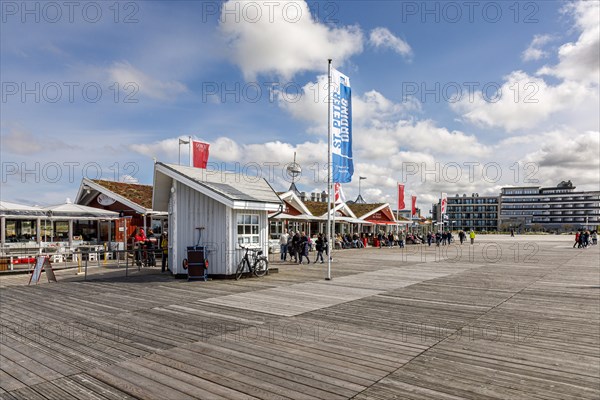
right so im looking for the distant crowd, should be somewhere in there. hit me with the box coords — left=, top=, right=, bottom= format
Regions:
left=573, top=230, right=597, bottom=248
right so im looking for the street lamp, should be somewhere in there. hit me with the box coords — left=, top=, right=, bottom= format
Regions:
left=359, top=176, right=366, bottom=194
left=355, top=176, right=367, bottom=204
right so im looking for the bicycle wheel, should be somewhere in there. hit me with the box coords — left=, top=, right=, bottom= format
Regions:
left=235, top=259, right=247, bottom=280
left=254, top=258, right=268, bottom=277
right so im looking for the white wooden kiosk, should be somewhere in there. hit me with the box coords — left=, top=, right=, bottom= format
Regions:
left=152, top=162, right=282, bottom=278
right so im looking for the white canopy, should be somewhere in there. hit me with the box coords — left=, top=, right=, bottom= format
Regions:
left=0, top=201, right=45, bottom=217
left=270, top=213, right=312, bottom=220
left=40, top=203, right=120, bottom=220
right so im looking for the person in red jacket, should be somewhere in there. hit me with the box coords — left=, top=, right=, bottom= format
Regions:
left=573, top=232, right=580, bottom=248
left=134, top=228, right=147, bottom=265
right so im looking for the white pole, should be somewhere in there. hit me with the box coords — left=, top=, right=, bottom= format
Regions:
left=0, top=216, right=5, bottom=249
left=332, top=194, right=336, bottom=249
left=326, top=59, right=332, bottom=281
left=188, top=135, right=193, bottom=167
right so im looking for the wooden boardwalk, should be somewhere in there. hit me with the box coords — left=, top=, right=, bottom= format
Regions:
left=1, top=236, right=598, bottom=399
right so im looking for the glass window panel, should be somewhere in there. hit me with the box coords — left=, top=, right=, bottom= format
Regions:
left=244, top=215, right=251, bottom=224
left=252, top=226, right=258, bottom=234
left=237, top=214, right=243, bottom=224
left=251, top=215, right=258, bottom=224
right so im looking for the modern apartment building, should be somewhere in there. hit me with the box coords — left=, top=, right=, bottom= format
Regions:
left=499, top=181, right=600, bottom=231
left=432, top=194, right=499, bottom=232
left=433, top=181, right=600, bottom=232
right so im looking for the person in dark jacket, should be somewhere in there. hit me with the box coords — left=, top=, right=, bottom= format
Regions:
left=314, top=234, right=325, bottom=263
left=290, top=232, right=300, bottom=262
left=298, top=231, right=311, bottom=264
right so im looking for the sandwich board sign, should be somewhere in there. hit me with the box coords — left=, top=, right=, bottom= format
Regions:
left=29, top=256, right=57, bottom=285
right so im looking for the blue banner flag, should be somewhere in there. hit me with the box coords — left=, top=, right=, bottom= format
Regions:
left=330, top=68, right=353, bottom=183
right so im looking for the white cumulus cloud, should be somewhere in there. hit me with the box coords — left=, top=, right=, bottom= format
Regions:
left=219, top=0, right=364, bottom=80
left=537, top=1, right=599, bottom=84
left=369, top=27, right=412, bottom=59
left=451, top=70, right=598, bottom=132
left=108, top=61, right=188, bottom=100
left=522, top=34, right=553, bottom=62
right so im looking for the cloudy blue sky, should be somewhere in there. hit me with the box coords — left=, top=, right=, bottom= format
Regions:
left=1, top=0, right=598, bottom=211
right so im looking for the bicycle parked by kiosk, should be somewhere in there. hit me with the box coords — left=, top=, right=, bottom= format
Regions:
left=235, top=245, right=269, bottom=280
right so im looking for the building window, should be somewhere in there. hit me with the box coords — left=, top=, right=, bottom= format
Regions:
left=5, top=220, right=38, bottom=242
left=270, top=221, right=283, bottom=239
left=237, top=214, right=260, bottom=245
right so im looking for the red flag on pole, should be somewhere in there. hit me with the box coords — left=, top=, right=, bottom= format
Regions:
left=411, top=195, right=417, bottom=217
left=398, top=184, right=405, bottom=210
left=192, top=141, right=210, bottom=169
left=441, top=192, right=448, bottom=214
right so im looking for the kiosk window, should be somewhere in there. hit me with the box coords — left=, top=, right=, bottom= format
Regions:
left=237, top=214, right=260, bottom=245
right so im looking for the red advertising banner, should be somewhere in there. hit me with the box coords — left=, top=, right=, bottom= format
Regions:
left=411, top=195, right=417, bottom=217
left=441, top=192, right=448, bottom=214
left=334, top=183, right=346, bottom=204
left=398, top=184, right=405, bottom=210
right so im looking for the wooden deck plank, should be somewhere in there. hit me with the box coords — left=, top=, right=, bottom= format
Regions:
left=163, top=346, right=337, bottom=400
left=0, top=355, right=45, bottom=387
left=0, top=371, right=25, bottom=393
left=148, top=348, right=302, bottom=400
left=69, top=374, right=139, bottom=400
left=146, top=352, right=291, bottom=400
left=182, top=342, right=351, bottom=400
left=88, top=364, right=197, bottom=400
left=50, top=377, right=125, bottom=400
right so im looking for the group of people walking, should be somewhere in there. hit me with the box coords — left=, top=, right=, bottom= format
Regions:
left=279, top=231, right=328, bottom=264
left=573, top=230, right=597, bottom=248
left=425, top=230, right=476, bottom=246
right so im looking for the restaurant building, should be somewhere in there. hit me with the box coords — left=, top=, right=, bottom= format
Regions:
left=74, top=178, right=165, bottom=245
left=0, top=200, right=120, bottom=266
left=348, top=203, right=404, bottom=230
left=269, top=190, right=314, bottom=238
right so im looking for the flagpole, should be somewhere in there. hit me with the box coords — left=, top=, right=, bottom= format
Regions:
left=326, top=59, right=332, bottom=281
left=188, top=135, right=193, bottom=167
left=332, top=184, right=336, bottom=262
left=178, top=139, right=181, bottom=165
left=396, top=182, right=399, bottom=230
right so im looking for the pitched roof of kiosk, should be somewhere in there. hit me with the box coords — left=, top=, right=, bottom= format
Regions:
left=347, top=203, right=386, bottom=218
left=157, top=163, right=282, bottom=204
